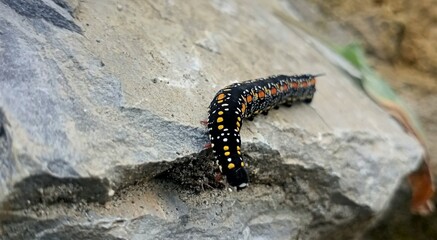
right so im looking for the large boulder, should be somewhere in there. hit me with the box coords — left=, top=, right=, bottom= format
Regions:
left=0, top=0, right=422, bottom=239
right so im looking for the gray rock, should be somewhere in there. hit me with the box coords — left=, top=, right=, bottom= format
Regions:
left=0, top=0, right=423, bottom=239
left=1, top=0, right=81, bottom=32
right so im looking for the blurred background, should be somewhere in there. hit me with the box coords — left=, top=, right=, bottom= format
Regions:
left=304, top=0, right=437, bottom=166
left=299, top=0, right=437, bottom=238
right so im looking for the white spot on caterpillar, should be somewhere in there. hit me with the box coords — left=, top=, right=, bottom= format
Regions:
left=227, top=158, right=232, bottom=162
left=223, top=138, right=228, bottom=142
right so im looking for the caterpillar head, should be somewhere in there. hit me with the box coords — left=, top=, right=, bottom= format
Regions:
left=225, top=167, right=249, bottom=190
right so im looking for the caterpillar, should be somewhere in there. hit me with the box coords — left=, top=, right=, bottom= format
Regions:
left=207, top=74, right=319, bottom=190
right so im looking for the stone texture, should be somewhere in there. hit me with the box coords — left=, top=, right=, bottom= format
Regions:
left=0, top=0, right=423, bottom=239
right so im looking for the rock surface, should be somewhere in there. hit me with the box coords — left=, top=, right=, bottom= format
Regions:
left=0, top=0, right=423, bottom=239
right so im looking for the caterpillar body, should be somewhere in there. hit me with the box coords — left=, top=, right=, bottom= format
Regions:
left=207, top=74, right=319, bottom=190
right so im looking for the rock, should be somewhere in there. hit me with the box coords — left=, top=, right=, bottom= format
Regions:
left=0, top=0, right=423, bottom=239
left=2, top=0, right=81, bottom=33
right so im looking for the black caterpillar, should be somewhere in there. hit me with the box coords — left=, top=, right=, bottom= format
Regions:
left=207, top=74, right=319, bottom=190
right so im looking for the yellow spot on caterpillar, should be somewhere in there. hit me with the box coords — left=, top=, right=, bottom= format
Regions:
left=236, top=122, right=240, bottom=127
left=224, top=151, right=230, bottom=156
left=218, top=125, right=224, bottom=130
left=237, top=151, right=241, bottom=155
left=241, top=103, right=246, bottom=113
left=237, top=146, right=240, bottom=150
left=237, top=117, right=241, bottom=121
left=223, top=146, right=229, bottom=151
left=217, top=93, right=225, bottom=100
left=217, top=117, right=223, bottom=123
left=241, top=162, right=245, bottom=167
left=217, top=100, right=224, bottom=103
left=218, top=111, right=224, bottom=115
left=228, top=163, right=235, bottom=169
